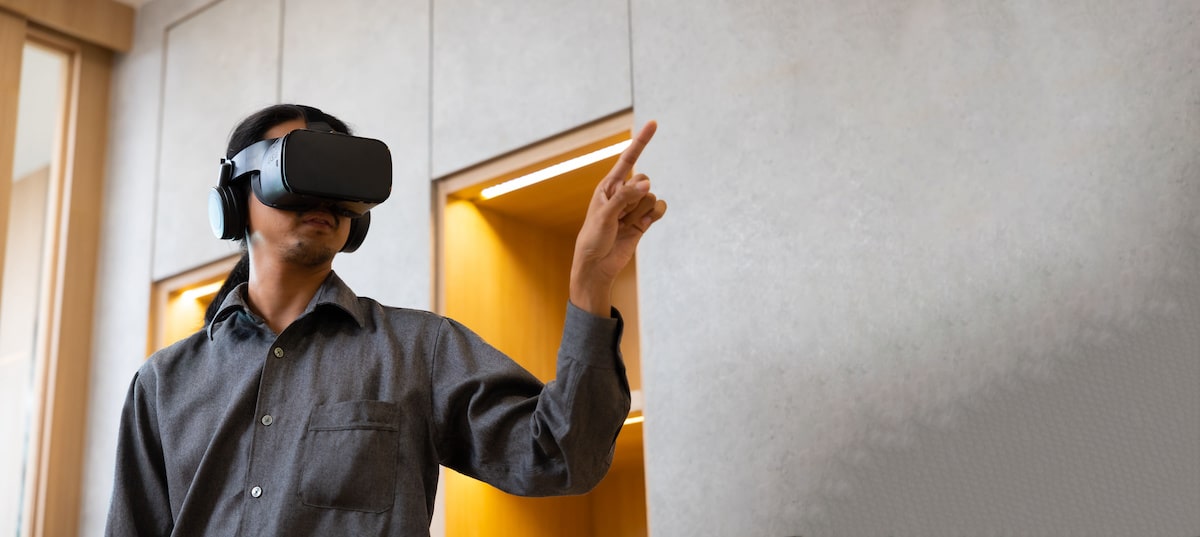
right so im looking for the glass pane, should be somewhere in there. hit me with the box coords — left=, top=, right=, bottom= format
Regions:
left=0, top=41, right=67, bottom=536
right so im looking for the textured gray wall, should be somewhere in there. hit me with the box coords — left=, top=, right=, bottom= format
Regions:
left=80, top=0, right=1200, bottom=536
left=279, top=0, right=432, bottom=309
left=154, top=0, right=280, bottom=280
left=430, top=0, right=631, bottom=177
left=632, top=1, right=1200, bottom=535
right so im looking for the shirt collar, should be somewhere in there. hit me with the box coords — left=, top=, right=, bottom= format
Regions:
left=207, top=270, right=365, bottom=339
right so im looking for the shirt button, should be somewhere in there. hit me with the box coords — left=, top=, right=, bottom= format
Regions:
left=250, top=486, right=262, bottom=498
left=273, top=347, right=284, bottom=358
left=261, top=414, right=273, bottom=426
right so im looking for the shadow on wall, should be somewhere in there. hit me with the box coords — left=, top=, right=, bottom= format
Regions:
left=801, top=209, right=1200, bottom=534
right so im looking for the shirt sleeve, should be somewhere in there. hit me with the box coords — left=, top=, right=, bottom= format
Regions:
left=105, top=370, right=174, bottom=537
left=430, top=302, right=631, bottom=496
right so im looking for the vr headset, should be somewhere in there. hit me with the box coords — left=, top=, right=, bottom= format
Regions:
left=208, top=125, right=392, bottom=252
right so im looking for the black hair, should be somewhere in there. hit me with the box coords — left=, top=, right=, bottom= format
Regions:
left=203, top=104, right=352, bottom=325
left=224, top=104, right=350, bottom=159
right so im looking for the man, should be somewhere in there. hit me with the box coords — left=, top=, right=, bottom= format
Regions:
left=105, top=104, right=667, bottom=536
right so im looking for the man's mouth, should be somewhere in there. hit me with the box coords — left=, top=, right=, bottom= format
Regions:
left=300, top=210, right=335, bottom=228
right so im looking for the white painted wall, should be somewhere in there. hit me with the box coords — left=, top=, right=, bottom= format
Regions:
left=80, top=0, right=1200, bottom=536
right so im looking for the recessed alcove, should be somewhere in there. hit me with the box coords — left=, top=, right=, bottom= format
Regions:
left=435, top=111, right=648, bottom=537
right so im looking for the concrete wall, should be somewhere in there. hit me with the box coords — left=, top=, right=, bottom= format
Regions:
left=632, top=1, right=1200, bottom=535
left=80, top=0, right=1200, bottom=536
left=431, top=0, right=631, bottom=177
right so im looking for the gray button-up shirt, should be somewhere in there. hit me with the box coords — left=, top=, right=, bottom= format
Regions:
left=106, top=272, right=630, bottom=536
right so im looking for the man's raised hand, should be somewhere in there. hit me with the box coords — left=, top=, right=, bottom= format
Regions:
left=569, top=121, right=668, bottom=316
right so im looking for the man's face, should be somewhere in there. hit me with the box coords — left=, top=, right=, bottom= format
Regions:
left=245, top=118, right=352, bottom=268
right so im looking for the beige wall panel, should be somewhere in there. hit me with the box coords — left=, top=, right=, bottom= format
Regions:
left=152, top=0, right=281, bottom=280
left=37, top=42, right=112, bottom=537
left=0, top=11, right=23, bottom=301
left=430, top=0, right=631, bottom=177
left=632, top=1, right=1200, bottom=536
left=280, top=0, right=432, bottom=311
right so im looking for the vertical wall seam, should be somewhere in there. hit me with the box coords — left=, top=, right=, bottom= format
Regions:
left=427, top=0, right=438, bottom=314
left=276, top=0, right=285, bottom=102
left=427, top=0, right=435, bottom=180
left=627, top=0, right=635, bottom=112
left=150, top=20, right=170, bottom=281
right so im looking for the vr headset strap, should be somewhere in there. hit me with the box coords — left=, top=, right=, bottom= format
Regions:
left=220, top=138, right=273, bottom=186
left=219, top=123, right=334, bottom=187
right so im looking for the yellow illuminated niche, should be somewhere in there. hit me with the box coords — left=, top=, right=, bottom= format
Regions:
left=149, top=255, right=239, bottom=354
left=436, top=112, right=648, bottom=537
left=161, top=279, right=222, bottom=348
left=178, top=280, right=223, bottom=301
left=480, top=139, right=631, bottom=200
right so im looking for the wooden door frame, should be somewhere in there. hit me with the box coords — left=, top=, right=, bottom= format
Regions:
left=0, top=8, right=120, bottom=536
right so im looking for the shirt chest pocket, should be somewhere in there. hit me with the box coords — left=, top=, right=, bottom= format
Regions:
left=298, top=400, right=400, bottom=513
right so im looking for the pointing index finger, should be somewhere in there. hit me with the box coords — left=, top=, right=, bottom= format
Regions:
left=603, top=120, right=657, bottom=195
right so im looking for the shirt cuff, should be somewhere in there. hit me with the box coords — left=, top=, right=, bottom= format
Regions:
left=560, top=301, right=624, bottom=368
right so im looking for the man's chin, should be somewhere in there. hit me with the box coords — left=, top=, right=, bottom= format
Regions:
left=282, top=242, right=337, bottom=268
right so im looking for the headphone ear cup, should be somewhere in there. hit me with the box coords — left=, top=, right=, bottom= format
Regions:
left=208, top=186, right=246, bottom=240
left=341, top=211, right=370, bottom=253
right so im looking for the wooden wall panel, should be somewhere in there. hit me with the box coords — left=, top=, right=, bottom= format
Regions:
left=444, top=469, right=594, bottom=537
left=148, top=254, right=239, bottom=354
left=611, top=257, right=641, bottom=395
left=34, top=39, right=111, bottom=537
left=441, top=196, right=648, bottom=536
left=438, top=111, right=647, bottom=537
left=443, top=200, right=574, bottom=381
left=441, top=199, right=593, bottom=537
left=0, top=0, right=132, bottom=51
left=0, top=11, right=23, bottom=308
left=590, top=421, right=648, bottom=537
